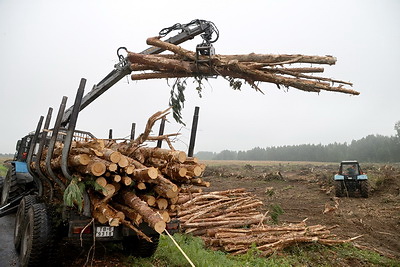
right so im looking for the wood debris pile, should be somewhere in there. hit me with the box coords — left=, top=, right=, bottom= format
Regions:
left=174, top=188, right=264, bottom=236
left=127, top=37, right=359, bottom=96
left=31, top=108, right=208, bottom=240
left=174, top=188, right=360, bottom=255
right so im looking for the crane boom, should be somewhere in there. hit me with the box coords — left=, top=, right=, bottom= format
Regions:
left=61, top=19, right=217, bottom=126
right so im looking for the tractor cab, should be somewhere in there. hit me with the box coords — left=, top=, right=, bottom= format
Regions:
left=14, top=134, right=34, bottom=162
left=338, top=161, right=362, bottom=177
left=334, top=160, right=368, bottom=198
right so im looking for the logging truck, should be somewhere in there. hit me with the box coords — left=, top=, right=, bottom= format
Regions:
left=0, top=19, right=216, bottom=266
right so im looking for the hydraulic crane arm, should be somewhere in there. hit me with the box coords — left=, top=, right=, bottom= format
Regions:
left=61, top=19, right=218, bottom=126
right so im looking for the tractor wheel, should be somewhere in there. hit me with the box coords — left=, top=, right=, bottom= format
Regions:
left=19, top=203, right=59, bottom=266
left=335, top=181, right=344, bottom=197
left=0, top=176, right=4, bottom=199
left=122, top=234, right=160, bottom=258
left=360, top=180, right=369, bottom=198
left=14, top=195, right=38, bottom=252
left=0, top=166, right=24, bottom=207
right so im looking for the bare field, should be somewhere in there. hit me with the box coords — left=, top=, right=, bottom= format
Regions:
left=201, top=160, right=400, bottom=259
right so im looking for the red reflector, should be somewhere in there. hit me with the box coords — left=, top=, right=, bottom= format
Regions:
left=166, top=223, right=179, bottom=230
left=72, top=226, right=92, bottom=234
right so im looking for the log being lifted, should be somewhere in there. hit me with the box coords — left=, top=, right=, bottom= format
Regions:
left=127, top=37, right=360, bottom=96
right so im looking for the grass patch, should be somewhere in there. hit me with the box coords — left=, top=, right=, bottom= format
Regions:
left=0, top=156, right=12, bottom=176
left=0, top=164, right=8, bottom=176
left=125, top=234, right=289, bottom=267
left=124, top=234, right=400, bottom=267
left=332, top=243, right=399, bottom=266
left=279, top=243, right=399, bottom=267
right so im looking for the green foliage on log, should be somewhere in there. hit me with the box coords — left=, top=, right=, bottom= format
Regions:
left=169, top=79, right=186, bottom=125
left=63, top=177, right=85, bottom=212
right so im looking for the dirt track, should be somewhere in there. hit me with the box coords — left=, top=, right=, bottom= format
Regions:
left=0, top=214, right=19, bottom=267
left=201, top=161, right=400, bottom=259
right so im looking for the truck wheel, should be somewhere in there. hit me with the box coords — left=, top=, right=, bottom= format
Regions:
left=14, top=195, right=38, bottom=251
left=360, top=180, right=369, bottom=198
left=122, top=234, right=160, bottom=258
left=19, top=203, right=59, bottom=266
left=335, top=181, right=344, bottom=197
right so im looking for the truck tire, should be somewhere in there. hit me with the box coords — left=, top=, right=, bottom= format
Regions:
left=360, top=180, right=369, bottom=198
left=335, top=181, right=344, bottom=197
left=122, top=234, right=160, bottom=258
left=14, top=195, right=38, bottom=251
left=19, top=203, right=59, bottom=266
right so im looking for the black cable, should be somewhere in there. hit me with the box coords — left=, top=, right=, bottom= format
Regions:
left=158, top=19, right=219, bottom=44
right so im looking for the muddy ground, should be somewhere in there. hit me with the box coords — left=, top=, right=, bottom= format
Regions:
left=201, top=161, right=400, bottom=259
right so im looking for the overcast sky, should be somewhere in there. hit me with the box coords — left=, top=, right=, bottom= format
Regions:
left=0, top=0, right=399, bottom=154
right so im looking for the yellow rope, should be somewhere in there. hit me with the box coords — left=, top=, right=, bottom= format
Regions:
left=164, top=229, right=195, bottom=267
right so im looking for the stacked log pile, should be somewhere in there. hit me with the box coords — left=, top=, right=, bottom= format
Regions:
left=31, top=108, right=208, bottom=240
left=174, top=188, right=360, bottom=255
left=127, top=37, right=360, bottom=96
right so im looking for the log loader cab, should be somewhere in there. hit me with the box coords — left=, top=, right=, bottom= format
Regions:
left=334, top=160, right=369, bottom=197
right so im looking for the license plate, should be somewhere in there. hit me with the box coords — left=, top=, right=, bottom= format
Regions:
left=95, top=226, right=114, bottom=237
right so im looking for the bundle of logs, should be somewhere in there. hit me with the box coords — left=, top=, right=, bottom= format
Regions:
left=173, top=188, right=361, bottom=255
left=31, top=108, right=208, bottom=240
left=127, top=37, right=360, bottom=96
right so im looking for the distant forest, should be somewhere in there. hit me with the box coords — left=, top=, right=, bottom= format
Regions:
left=195, top=125, right=400, bottom=163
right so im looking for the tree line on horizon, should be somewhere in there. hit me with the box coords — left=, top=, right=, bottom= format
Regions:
left=195, top=126, right=400, bottom=163
left=0, top=153, right=14, bottom=158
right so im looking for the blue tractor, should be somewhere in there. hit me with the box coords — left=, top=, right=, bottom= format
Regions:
left=0, top=134, right=36, bottom=213
left=334, top=160, right=369, bottom=198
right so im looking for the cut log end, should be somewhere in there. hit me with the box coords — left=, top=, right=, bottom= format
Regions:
left=176, top=151, right=187, bottom=163
left=136, top=182, right=147, bottom=190
left=154, top=221, right=166, bottom=234
left=157, top=198, right=168, bottom=210
left=109, top=152, right=122, bottom=163
left=148, top=167, right=159, bottom=179
left=108, top=163, right=118, bottom=172
left=95, top=177, right=107, bottom=188
left=118, top=156, right=129, bottom=168
left=92, top=162, right=107, bottom=176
